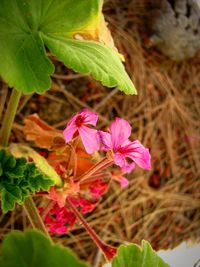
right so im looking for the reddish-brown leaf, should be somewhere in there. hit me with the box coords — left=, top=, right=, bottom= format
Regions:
left=23, top=114, right=65, bottom=149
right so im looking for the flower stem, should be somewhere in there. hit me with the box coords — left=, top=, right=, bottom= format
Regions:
left=0, top=89, right=22, bottom=147
left=75, top=157, right=113, bottom=183
left=24, top=197, right=52, bottom=240
left=66, top=197, right=117, bottom=262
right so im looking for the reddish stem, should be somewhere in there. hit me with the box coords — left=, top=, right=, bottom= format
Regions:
left=75, top=157, right=113, bottom=183
left=66, top=197, right=117, bottom=262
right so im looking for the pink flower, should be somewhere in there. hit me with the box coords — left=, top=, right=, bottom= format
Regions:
left=68, top=196, right=97, bottom=214
left=118, top=176, right=129, bottom=188
left=79, top=198, right=97, bottom=214
left=89, top=179, right=108, bottom=199
left=98, top=118, right=151, bottom=173
left=111, top=170, right=129, bottom=188
left=63, top=108, right=99, bottom=154
left=39, top=204, right=76, bottom=235
left=112, top=174, right=129, bottom=188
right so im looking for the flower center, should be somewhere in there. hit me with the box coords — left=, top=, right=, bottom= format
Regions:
left=117, top=146, right=129, bottom=155
left=75, top=115, right=85, bottom=127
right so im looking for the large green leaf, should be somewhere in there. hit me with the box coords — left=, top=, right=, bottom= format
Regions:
left=0, top=10, right=54, bottom=94
left=0, top=0, right=136, bottom=94
left=43, top=35, right=135, bottom=94
left=0, top=229, right=90, bottom=267
left=0, top=230, right=172, bottom=267
left=112, top=240, right=170, bottom=267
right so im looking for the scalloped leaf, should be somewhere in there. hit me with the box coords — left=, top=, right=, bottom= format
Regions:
left=0, top=0, right=136, bottom=94
left=9, top=143, right=63, bottom=187
left=0, top=149, right=54, bottom=213
left=1, top=185, right=22, bottom=213
left=0, top=229, right=90, bottom=267
left=112, top=240, right=170, bottom=267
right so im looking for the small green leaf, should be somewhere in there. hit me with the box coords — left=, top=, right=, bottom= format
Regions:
left=25, top=164, right=54, bottom=192
left=0, top=149, right=54, bottom=213
left=112, top=240, right=170, bottom=267
left=1, top=186, right=22, bottom=213
left=43, top=35, right=136, bottom=95
left=0, top=229, right=90, bottom=267
left=10, top=143, right=62, bottom=187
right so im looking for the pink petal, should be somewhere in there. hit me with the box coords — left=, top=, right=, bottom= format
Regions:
left=121, top=162, right=136, bottom=173
left=121, top=138, right=132, bottom=146
left=68, top=196, right=79, bottom=207
left=98, top=130, right=112, bottom=151
left=63, top=109, right=98, bottom=143
left=126, top=140, right=151, bottom=170
left=50, top=225, right=68, bottom=234
left=110, top=118, right=132, bottom=149
left=66, top=113, right=78, bottom=127
left=118, top=176, right=129, bottom=188
left=113, top=153, right=135, bottom=173
left=63, top=123, right=77, bottom=143
left=113, top=153, right=126, bottom=168
left=78, top=126, right=99, bottom=154
left=79, top=198, right=96, bottom=214
left=89, top=179, right=108, bottom=199
left=79, top=108, right=98, bottom=126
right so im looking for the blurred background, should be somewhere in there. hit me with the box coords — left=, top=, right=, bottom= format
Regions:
left=0, top=0, right=200, bottom=266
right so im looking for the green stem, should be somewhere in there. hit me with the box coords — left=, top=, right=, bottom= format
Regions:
left=24, top=197, right=52, bottom=240
left=0, top=89, right=21, bottom=147
left=0, top=84, right=8, bottom=121
left=0, top=88, right=51, bottom=239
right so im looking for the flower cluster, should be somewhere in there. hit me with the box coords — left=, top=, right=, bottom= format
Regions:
left=36, top=109, right=151, bottom=234
left=64, top=108, right=151, bottom=173
left=39, top=204, right=76, bottom=234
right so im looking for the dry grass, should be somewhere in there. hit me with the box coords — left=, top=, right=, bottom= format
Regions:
left=0, top=0, right=200, bottom=265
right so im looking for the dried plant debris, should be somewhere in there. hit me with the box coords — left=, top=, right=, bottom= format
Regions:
left=0, top=0, right=200, bottom=265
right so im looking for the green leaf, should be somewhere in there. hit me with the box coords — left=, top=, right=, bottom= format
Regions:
left=0, top=23, right=54, bottom=93
left=0, top=149, right=54, bottom=213
left=112, top=240, right=170, bottom=267
left=0, top=0, right=136, bottom=94
left=25, top=164, right=53, bottom=192
left=38, top=0, right=101, bottom=35
left=43, top=35, right=136, bottom=94
left=1, top=186, right=22, bottom=213
left=10, top=143, right=62, bottom=187
left=0, top=229, right=90, bottom=267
